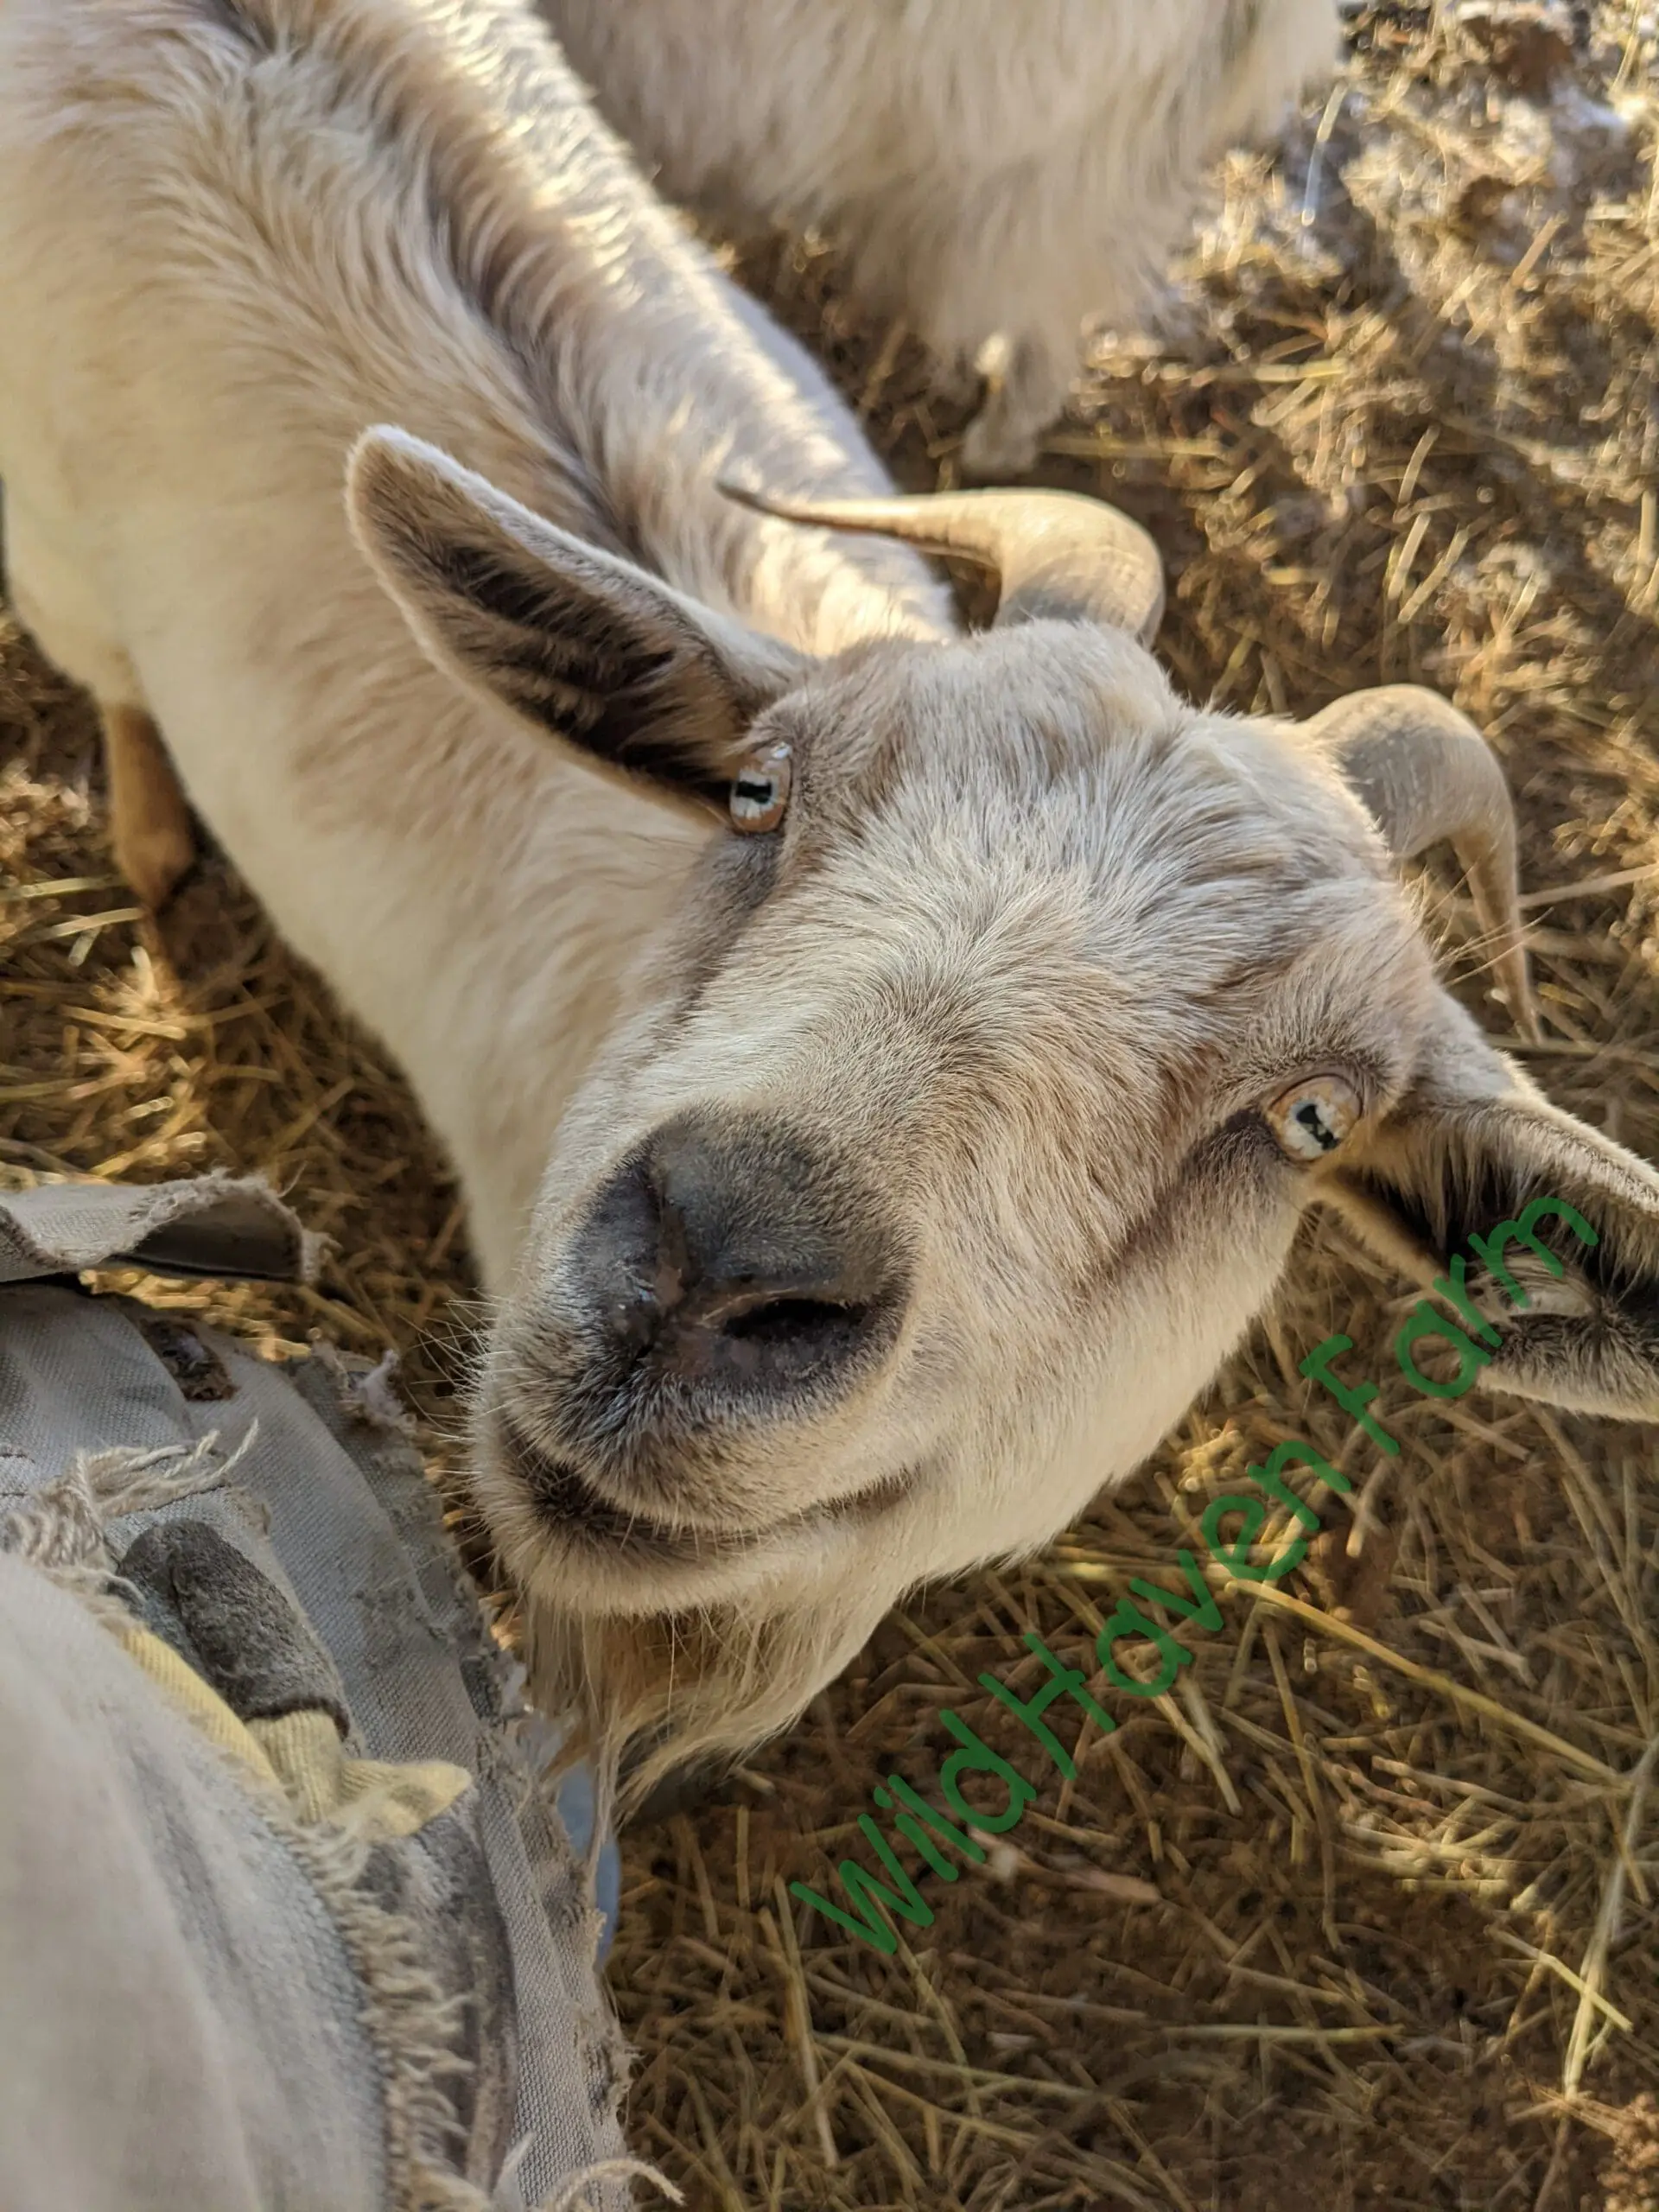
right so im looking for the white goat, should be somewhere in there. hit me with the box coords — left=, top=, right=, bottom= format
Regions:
left=543, top=0, right=1343, bottom=473
left=3, top=0, right=1656, bottom=1808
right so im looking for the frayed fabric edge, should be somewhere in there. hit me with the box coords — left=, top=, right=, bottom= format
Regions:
left=309, top=1339, right=421, bottom=1439
left=0, top=1426, right=258, bottom=1630
left=0, top=1427, right=672, bottom=2212
left=0, top=1168, right=327, bottom=1286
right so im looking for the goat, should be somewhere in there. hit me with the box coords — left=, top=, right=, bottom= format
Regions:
left=542, top=0, right=1343, bottom=474
left=3, top=0, right=1657, bottom=1813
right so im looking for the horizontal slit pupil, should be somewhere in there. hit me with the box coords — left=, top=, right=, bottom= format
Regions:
left=1294, top=1102, right=1338, bottom=1151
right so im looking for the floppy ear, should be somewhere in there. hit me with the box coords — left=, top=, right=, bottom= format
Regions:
left=1320, top=1003, right=1659, bottom=1420
left=345, top=427, right=807, bottom=813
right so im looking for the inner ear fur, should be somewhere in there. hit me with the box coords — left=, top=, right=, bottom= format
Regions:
left=1320, top=1033, right=1659, bottom=1421
left=346, top=426, right=806, bottom=811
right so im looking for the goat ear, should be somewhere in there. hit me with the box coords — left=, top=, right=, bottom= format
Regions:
left=345, top=427, right=806, bottom=811
left=1320, top=1006, right=1659, bottom=1420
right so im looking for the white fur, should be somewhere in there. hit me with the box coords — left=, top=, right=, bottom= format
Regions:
left=543, top=0, right=1342, bottom=468
left=0, top=0, right=951, bottom=1271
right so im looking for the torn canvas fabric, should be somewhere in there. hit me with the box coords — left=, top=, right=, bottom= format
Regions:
left=0, top=1173, right=650, bottom=2212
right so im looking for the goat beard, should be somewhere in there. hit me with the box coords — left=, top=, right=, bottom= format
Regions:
left=524, top=1584, right=891, bottom=1822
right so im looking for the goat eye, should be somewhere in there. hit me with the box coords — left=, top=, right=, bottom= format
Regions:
left=1264, top=1073, right=1362, bottom=1162
left=729, top=741, right=792, bottom=833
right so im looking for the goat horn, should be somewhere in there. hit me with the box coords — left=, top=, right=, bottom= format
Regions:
left=1306, top=684, right=1539, bottom=1041
left=716, top=482, right=1166, bottom=644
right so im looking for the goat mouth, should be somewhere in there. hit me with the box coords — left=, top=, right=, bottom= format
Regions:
left=499, top=1418, right=723, bottom=1565
left=494, top=1414, right=912, bottom=1568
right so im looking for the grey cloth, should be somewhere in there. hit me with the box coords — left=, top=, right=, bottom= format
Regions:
left=0, top=1549, right=388, bottom=2212
left=0, top=1175, right=645, bottom=2212
left=0, top=1168, right=320, bottom=1284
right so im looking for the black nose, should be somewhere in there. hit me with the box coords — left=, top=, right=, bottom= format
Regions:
left=575, top=1112, right=902, bottom=1395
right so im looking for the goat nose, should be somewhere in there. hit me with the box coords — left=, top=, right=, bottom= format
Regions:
left=580, top=1115, right=900, bottom=1392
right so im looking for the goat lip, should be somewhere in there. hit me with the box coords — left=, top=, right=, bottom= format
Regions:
left=493, top=1412, right=916, bottom=1565
left=499, top=1417, right=734, bottom=1561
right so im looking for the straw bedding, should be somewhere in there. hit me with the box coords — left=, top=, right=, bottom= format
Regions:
left=3, top=3, right=1659, bottom=2205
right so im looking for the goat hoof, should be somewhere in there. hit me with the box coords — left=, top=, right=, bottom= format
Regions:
left=960, top=398, right=1044, bottom=480
left=962, top=333, right=1060, bottom=480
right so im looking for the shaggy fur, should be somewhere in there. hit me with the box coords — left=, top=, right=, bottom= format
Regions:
left=2, top=0, right=1657, bottom=1806
left=542, top=0, right=1343, bottom=471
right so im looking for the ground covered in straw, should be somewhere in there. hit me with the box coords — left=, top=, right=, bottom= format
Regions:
left=4, top=4, right=1659, bottom=2207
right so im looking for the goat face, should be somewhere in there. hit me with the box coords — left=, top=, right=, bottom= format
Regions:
left=475, top=635, right=1430, bottom=1605
left=350, top=431, right=1659, bottom=1783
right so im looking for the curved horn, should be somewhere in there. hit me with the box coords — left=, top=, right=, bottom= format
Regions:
left=1306, top=684, right=1539, bottom=1042
left=717, top=482, right=1165, bottom=645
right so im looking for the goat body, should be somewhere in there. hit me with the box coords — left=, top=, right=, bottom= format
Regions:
left=0, top=0, right=950, bottom=1276
left=543, top=0, right=1343, bottom=470
left=3, top=0, right=1657, bottom=1801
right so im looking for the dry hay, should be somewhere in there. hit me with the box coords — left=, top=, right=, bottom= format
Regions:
left=4, top=3, right=1659, bottom=2206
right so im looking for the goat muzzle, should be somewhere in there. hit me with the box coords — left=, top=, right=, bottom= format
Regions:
left=571, top=1110, right=906, bottom=1406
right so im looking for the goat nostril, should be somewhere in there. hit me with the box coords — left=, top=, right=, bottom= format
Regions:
left=721, top=1295, right=870, bottom=1345
left=581, top=1120, right=901, bottom=1388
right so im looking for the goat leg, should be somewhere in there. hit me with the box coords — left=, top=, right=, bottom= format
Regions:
left=103, top=702, right=195, bottom=910
left=960, top=333, right=1064, bottom=481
